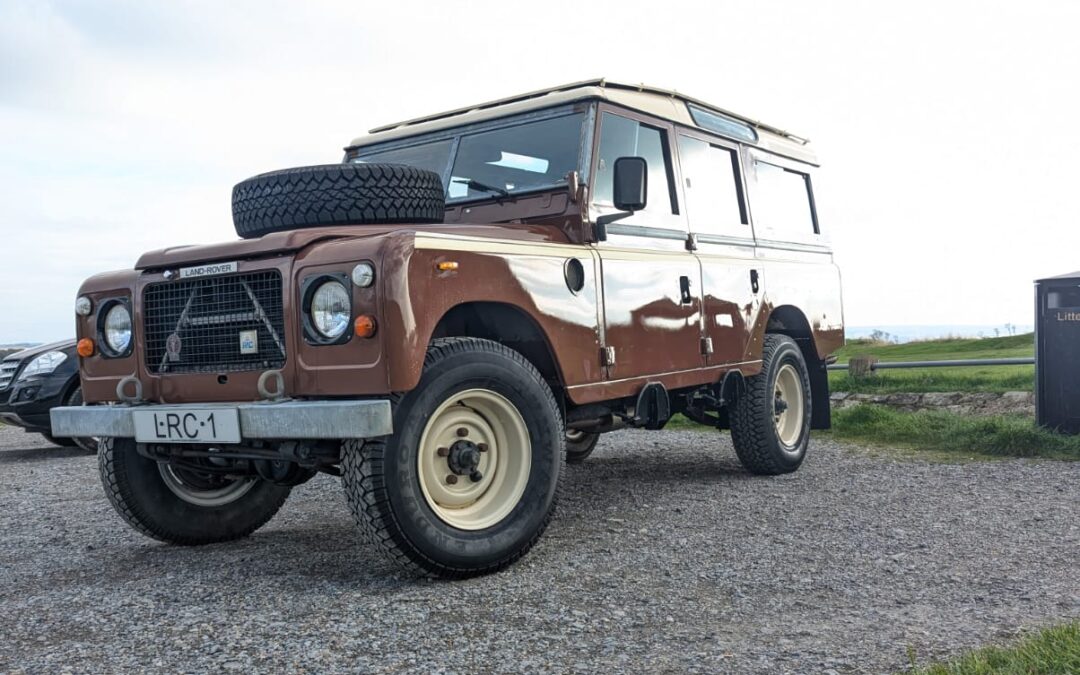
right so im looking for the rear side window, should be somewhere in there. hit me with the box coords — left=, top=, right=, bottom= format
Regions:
left=751, top=160, right=817, bottom=236
left=678, top=136, right=746, bottom=237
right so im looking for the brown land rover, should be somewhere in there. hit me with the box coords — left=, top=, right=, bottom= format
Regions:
left=52, top=79, right=844, bottom=578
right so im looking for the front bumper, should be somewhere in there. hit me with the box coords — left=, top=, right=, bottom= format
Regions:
left=50, top=399, right=393, bottom=441
left=0, top=376, right=69, bottom=432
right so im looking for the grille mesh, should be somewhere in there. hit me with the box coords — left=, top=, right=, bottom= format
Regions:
left=0, top=360, right=17, bottom=391
left=143, top=271, right=286, bottom=374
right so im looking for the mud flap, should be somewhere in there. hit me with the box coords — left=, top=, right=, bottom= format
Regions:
left=809, top=359, right=831, bottom=430
left=634, top=382, right=671, bottom=430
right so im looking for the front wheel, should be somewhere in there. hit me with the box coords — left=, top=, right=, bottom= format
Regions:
left=729, top=334, right=812, bottom=475
left=99, top=438, right=291, bottom=545
left=342, top=337, right=564, bottom=578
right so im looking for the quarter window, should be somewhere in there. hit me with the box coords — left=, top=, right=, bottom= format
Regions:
left=594, top=113, right=678, bottom=222
left=751, top=160, right=817, bottom=235
left=678, top=136, right=746, bottom=237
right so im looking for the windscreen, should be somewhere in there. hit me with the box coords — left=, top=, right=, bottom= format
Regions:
left=352, top=112, right=585, bottom=203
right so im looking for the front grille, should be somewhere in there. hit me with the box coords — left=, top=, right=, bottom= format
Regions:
left=0, top=360, right=18, bottom=390
left=143, top=270, right=286, bottom=374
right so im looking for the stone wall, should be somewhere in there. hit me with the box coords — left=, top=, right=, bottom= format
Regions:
left=830, top=391, right=1035, bottom=416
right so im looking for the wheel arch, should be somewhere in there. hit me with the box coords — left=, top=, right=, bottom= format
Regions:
left=429, top=301, right=566, bottom=394
left=764, top=304, right=831, bottom=430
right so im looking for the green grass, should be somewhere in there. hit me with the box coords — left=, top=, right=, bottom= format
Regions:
left=830, top=333, right=1034, bottom=394
left=829, top=405, right=1080, bottom=460
left=911, top=622, right=1080, bottom=674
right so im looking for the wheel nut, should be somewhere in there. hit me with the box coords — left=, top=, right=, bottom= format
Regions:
left=456, top=427, right=469, bottom=437
left=477, top=443, right=488, bottom=452
left=469, top=471, right=483, bottom=483
left=436, top=447, right=449, bottom=457
left=446, top=474, right=459, bottom=485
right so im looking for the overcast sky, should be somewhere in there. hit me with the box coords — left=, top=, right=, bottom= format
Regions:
left=1, top=0, right=1077, bottom=343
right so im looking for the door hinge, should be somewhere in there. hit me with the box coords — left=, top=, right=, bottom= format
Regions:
left=700, top=337, right=714, bottom=355
left=601, top=346, right=616, bottom=366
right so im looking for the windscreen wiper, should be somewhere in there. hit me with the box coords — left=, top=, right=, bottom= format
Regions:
left=452, top=177, right=512, bottom=201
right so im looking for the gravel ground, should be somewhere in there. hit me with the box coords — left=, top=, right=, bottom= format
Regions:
left=0, top=423, right=1077, bottom=674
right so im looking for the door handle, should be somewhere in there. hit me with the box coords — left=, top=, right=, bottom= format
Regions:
left=750, top=269, right=760, bottom=294
left=679, top=276, right=693, bottom=304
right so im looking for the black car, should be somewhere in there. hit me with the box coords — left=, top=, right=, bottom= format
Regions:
left=0, top=340, right=97, bottom=452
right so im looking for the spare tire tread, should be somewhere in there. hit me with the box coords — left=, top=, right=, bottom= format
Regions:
left=232, top=163, right=445, bottom=238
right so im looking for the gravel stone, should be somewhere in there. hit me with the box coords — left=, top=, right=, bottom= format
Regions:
left=0, top=424, right=1077, bottom=673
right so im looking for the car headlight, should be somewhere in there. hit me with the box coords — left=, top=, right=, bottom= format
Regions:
left=352, top=262, right=375, bottom=288
left=103, top=303, right=132, bottom=354
left=75, top=296, right=92, bottom=316
left=17, top=351, right=68, bottom=381
left=311, top=280, right=351, bottom=339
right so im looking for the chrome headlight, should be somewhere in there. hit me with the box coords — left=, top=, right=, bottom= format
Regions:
left=17, top=351, right=68, bottom=381
left=75, top=296, right=92, bottom=316
left=103, top=303, right=132, bottom=354
left=311, top=280, right=351, bottom=339
left=352, top=262, right=375, bottom=288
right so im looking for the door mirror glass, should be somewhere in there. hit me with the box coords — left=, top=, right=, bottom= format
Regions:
left=612, top=157, right=648, bottom=212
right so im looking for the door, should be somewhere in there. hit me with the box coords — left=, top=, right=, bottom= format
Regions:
left=677, top=133, right=760, bottom=365
left=592, top=109, right=704, bottom=381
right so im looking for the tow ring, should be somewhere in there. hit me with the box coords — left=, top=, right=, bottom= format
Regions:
left=257, top=370, right=285, bottom=401
left=116, top=375, right=144, bottom=403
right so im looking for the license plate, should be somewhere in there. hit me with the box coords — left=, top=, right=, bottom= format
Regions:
left=133, top=408, right=241, bottom=444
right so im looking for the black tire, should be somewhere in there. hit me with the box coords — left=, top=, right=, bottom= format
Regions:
left=231, top=163, right=445, bottom=239
left=564, top=430, right=600, bottom=464
left=342, top=337, right=564, bottom=578
left=99, top=438, right=291, bottom=545
left=729, top=334, right=812, bottom=475
left=42, top=433, right=78, bottom=448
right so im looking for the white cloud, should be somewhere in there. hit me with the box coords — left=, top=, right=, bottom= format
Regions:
left=1, top=0, right=1078, bottom=342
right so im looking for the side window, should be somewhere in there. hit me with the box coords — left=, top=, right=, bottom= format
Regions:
left=751, top=159, right=817, bottom=236
left=678, top=136, right=747, bottom=237
left=594, top=112, right=680, bottom=228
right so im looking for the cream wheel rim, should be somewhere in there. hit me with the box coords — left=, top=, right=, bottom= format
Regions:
left=773, top=363, right=805, bottom=449
left=417, top=388, right=531, bottom=530
left=158, top=464, right=256, bottom=507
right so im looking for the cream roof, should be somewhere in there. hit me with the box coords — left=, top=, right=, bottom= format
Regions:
left=348, top=79, right=818, bottom=165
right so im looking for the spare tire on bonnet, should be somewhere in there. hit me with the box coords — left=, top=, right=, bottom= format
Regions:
left=231, top=163, right=446, bottom=239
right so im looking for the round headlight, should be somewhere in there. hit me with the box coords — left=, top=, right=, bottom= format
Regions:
left=352, top=262, right=375, bottom=288
left=103, top=304, right=132, bottom=354
left=75, top=296, right=92, bottom=316
left=311, top=281, right=350, bottom=339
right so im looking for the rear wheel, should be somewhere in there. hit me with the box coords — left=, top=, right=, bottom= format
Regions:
left=564, top=429, right=600, bottom=464
left=729, top=334, right=812, bottom=475
left=99, top=438, right=291, bottom=545
left=342, top=337, right=564, bottom=578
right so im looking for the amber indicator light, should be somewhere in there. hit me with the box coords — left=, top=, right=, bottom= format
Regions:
left=436, top=261, right=459, bottom=271
left=76, top=338, right=95, bottom=357
left=354, top=315, right=377, bottom=338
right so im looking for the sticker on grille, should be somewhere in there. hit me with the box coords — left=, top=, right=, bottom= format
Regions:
left=143, top=270, right=286, bottom=374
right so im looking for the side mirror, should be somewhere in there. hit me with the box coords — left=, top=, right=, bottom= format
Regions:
left=595, top=157, right=648, bottom=241
left=612, top=156, right=648, bottom=212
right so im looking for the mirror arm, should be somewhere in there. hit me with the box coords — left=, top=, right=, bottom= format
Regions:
left=593, top=211, right=634, bottom=241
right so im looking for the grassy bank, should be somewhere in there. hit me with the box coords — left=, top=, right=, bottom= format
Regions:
left=829, top=333, right=1034, bottom=394
left=829, top=405, right=1079, bottom=460
left=912, top=622, right=1080, bottom=674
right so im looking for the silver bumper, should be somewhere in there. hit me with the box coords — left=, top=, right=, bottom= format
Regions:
left=49, top=400, right=393, bottom=440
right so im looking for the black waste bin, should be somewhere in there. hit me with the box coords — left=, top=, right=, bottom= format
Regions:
left=1035, top=271, right=1080, bottom=433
